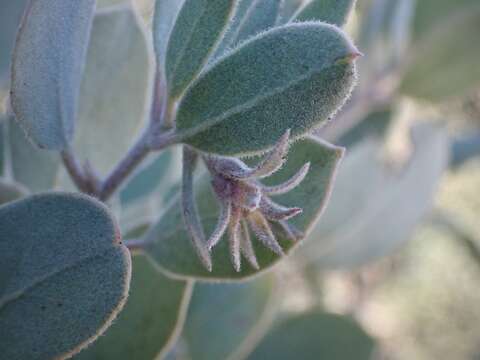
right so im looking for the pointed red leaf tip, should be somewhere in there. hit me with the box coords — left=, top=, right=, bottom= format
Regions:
left=335, top=50, right=363, bottom=65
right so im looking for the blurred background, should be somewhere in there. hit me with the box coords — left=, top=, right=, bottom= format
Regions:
left=3, top=0, right=480, bottom=359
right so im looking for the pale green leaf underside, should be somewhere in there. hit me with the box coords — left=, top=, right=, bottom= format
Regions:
left=166, top=0, right=237, bottom=98
left=0, top=179, right=28, bottom=205
left=7, top=116, right=60, bottom=193
left=293, top=0, right=356, bottom=27
left=0, top=193, right=131, bottom=359
left=74, top=6, right=151, bottom=175
left=183, top=275, right=277, bottom=360
left=144, top=137, right=343, bottom=281
left=75, top=255, right=191, bottom=360
left=176, top=22, right=357, bottom=156
left=401, top=5, right=480, bottom=101
left=248, top=312, right=374, bottom=360
left=303, top=123, right=448, bottom=269
left=153, top=0, right=185, bottom=71
left=11, top=0, right=96, bottom=150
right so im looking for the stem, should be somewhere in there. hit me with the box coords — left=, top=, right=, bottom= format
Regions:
left=98, top=132, right=151, bottom=201
left=61, top=148, right=95, bottom=194
left=124, top=238, right=148, bottom=251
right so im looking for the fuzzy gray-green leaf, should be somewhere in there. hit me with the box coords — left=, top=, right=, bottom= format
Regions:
left=144, top=137, right=343, bottom=281
left=7, top=116, right=60, bottom=192
left=183, top=275, right=277, bottom=360
left=166, top=0, right=237, bottom=98
left=248, top=312, right=374, bottom=360
left=176, top=23, right=358, bottom=156
left=10, top=0, right=96, bottom=150
left=74, top=6, right=151, bottom=175
left=293, top=0, right=357, bottom=27
left=0, top=192, right=131, bottom=359
left=75, top=255, right=192, bottom=360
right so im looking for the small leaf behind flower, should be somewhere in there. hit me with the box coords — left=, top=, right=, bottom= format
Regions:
left=144, top=137, right=343, bottom=281
left=11, top=0, right=96, bottom=150
left=165, top=0, right=237, bottom=98
left=175, top=22, right=358, bottom=156
left=0, top=192, right=131, bottom=359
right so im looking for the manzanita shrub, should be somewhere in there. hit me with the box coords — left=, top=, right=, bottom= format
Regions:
left=0, top=0, right=359, bottom=358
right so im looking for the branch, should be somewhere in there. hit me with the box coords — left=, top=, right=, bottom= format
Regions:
left=61, top=148, right=97, bottom=194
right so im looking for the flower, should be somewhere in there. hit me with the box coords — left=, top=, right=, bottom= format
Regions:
left=199, top=130, right=310, bottom=272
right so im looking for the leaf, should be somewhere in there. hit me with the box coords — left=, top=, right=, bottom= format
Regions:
left=175, top=23, right=358, bottom=156
left=247, top=312, right=375, bottom=360
left=301, top=123, right=449, bottom=269
left=214, top=0, right=283, bottom=58
left=293, top=0, right=357, bottom=27
left=6, top=116, right=60, bottom=192
left=144, top=137, right=343, bottom=281
left=0, top=120, right=5, bottom=176
left=74, top=5, right=151, bottom=175
left=277, top=0, right=304, bottom=24
left=182, top=274, right=277, bottom=360
left=153, top=0, right=185, bottom=72
left=0, top=179, right=28, bottom=205
left=10, top=0, right=96, bottom=150
left=75, top=255, right=192, bottom=360
left=165, top=0, right=237, bottom=98
left=0, top=0, right=29, bottom=86
left=400, top=5, right=480, bottom=102
left=0, top=192, right=131, bottom=359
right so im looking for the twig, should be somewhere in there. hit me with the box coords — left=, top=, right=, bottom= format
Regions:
left=61, top=147, right=95, bottom=194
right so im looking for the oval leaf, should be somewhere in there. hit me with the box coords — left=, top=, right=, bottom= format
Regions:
left=302, top=123, right=448, bottom=269
left=248, top=312, right=374, bottom=360
left=75, top=255, right=192, bottom=360
left=182, top=274, right=277, bottom=360
left=166, top=0, right=237, bottom=98
left=175, top=23, right=358, bottom=156
left=144, top=137, right=343, bottom=281
left=0, top=192, right=131, bottom=359
left=293, top=0, right=357, bottom=27
left=11, top=0, right=96, bottom=149
left=74, top=5, right=151, bottom=175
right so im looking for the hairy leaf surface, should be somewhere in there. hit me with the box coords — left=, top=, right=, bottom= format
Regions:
left=176, top=23, right=358, bottom=156
left=10, top=0, right=96, bottom=149
left=0, top=193, right=131, bottom=359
